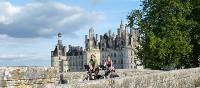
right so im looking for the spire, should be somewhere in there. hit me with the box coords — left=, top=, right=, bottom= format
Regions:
left=108, top=29, right=111, bottom=37
left=120, top=19, right=124, bottom=28
left=89, top=27, right=94, bottom=39
left=88, top=27, right=95, bottom=50
left=112, top=32, right=115, bottom=37
left=58, top=33, right=62, bottom=39
left=57, top=33, right=62, bottom=45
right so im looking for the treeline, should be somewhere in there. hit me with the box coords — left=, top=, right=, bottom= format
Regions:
left=128, top=0, right=200, bottom=70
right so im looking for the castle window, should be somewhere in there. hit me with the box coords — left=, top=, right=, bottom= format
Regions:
left=114, top=60, right=116, bottom=64
left=73, top=61, right=75, bottom=66
left=121, top=41, right=123, bottom=45
left=114, top=53, right=116, bottom=57
left=131, top=51, right=133, bottom=56
left=86, top=43, right=88, bottom=47
left=59, top=52, right=61, bottom=55
left=102, top=43, right=105, bottom=47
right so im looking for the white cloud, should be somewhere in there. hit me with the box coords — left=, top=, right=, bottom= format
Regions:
left=0, top=1, right=20, bottom=24
left=0, top=34, right=40, bottom=46
left=0, top=33, right=53, bottom=62
left=0, top=1, right=105, bottom=38
left=0, top=52, right=50, bottom=66
left=0, top=54, right=27, bottom=59
left=0, top=54, right=33, bottom=61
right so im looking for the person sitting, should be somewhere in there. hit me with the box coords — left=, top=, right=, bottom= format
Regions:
left=59, top=74, right=68, bottom=84
left=104, top=55, right=115, bottom=78
left=88, top=54, right=99, bottom=79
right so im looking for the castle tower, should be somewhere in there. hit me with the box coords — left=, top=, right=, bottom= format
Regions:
left=85, top=27, right=99, bottom=50
left=108, top=29, right=111, bottom=37
left=88, top=27, right=94, bottom=50
left=125, top=24, right=129, bottom=47
left=95, top=34, right=98, bottom=48
left=89, top=27, right=94, bottom=40
left=51, top=33, right=69, bottom=73
left=85, top=35, right=88, bottom=49
left=120, top=19, right=124, bottom=29
left=84, top=28, right=101, bottom=68
left=118, top=20, right=125, bottom=38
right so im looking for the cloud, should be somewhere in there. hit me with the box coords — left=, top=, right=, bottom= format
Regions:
left=0, top=54, right=33, bottom=61
left=0, top=1, right=20, bottom=24
left=0, top=53, right=50, bottom=66
left=0, top=52, right=49, bottom=61
left=0, top=34, right=41, bottom=46
left=0, top=1, right=105, bottom=38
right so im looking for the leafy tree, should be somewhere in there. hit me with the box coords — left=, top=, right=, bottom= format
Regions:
left=188, top=0, right=200, bottom=67
left=128, top=0, right=194, bottom=70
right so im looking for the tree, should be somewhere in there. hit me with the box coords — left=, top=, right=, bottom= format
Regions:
left=128, top=0, right=194, bottom=70
left=188, top=0, right=200, bottom=67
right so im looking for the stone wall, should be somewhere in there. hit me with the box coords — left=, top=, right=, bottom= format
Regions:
left=0, top=67, right=58, bottom=88
left=58, top=68, right=200, bottom=88
left=61, top=69, right=161, bottom=83
left=1, top=67, right=200, bottom=88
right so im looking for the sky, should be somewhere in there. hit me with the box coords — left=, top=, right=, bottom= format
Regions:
left=0, top=0, right=141, bottom=66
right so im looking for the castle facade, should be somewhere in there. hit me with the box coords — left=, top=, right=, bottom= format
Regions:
left=51, top=21, right=142, bottom=72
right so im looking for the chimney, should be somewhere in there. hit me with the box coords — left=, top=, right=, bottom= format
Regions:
left=96, top=34, right=98, bottom=41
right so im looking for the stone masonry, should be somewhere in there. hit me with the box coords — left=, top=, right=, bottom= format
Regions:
left=0, top=67, right=58, bottom=88
left=1, top=67, right=200, bottom=88
left=57, top=68, right=200, bottom=88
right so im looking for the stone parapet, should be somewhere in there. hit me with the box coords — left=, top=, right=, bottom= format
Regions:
left=58, top=68, right=200, bottom=88
left=0, top=67, right=58, bottom=88
left=61, top=69, right=161, bottom=84
left=1, top=67, right=200, bottom=88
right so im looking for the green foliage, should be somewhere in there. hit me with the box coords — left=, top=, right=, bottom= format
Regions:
left=128, top=0, right=200, bottom=70
left=188, top=0, right=200, bottom=67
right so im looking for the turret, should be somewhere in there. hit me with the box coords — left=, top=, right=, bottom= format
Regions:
left=125, top=24, right=129, bottom=46
left=51, top=33, right=69, bottom=73
left=112, top=33, right=115, bottom=38
left=87, top=27, right=96, bottom=50
left=120, top=19, right=124, bottom=29
left=96, top=34, right=98, bottom=42
left=85, top=35, right=88, bottom=41
left=95, top=34, right=98, bottom=48
left=100, top=35, right=103, bottom=40
left=118, top=20, right=125, bottom=37
left=89, top=27, right=94, bottom=40
left=85, top=35, right=88, bottom=49
left=57, top=33, right=63, bottom=47
left=117, top=28, right=121, bottom=37
left=108, top=29, right=111, bottom=37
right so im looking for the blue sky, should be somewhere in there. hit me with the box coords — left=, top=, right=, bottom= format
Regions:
left=0, top=0, right=141, bottom=66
